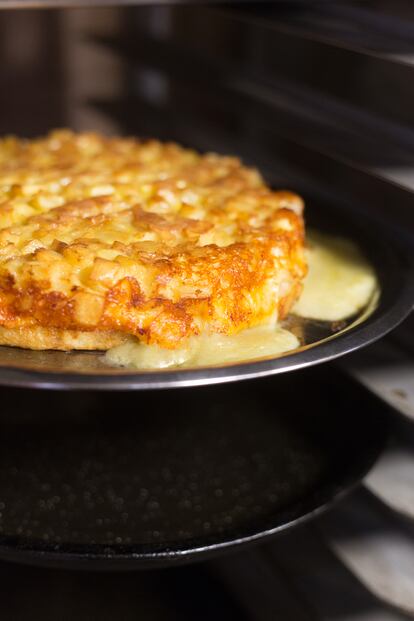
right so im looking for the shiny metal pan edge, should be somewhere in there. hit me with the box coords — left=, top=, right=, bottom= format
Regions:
left=0, top=212, right=412, bottom=390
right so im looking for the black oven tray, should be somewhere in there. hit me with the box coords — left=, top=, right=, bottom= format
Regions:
left=0, top=367, right=388, bottom=569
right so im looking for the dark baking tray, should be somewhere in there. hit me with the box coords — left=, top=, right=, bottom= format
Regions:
left=0, top=367, right=388, bottom=569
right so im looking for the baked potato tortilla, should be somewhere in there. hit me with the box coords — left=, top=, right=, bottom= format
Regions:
left=0, top=130, right=307, bottom=350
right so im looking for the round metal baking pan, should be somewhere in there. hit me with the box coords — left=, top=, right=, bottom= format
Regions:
left=0, top=369, right=388, bottom=569
left=0, top=210, right=412, bottom=390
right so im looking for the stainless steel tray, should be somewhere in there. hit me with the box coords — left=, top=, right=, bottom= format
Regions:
left=0, top=213, right=412, bottom=390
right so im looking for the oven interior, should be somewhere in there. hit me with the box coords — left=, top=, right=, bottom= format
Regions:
left=1, top=1, right=414, bottom=618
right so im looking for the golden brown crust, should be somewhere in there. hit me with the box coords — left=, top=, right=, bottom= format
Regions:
left=0, top=326, right=126, bottom=350
left=0, top=130, right=307, bottom=350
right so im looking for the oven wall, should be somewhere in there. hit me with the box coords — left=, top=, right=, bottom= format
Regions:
left=97, top=2, right=414, bottom=233
left=59, top=7, right=123, bottom=134
left=0, top=8, right=123, bottom=136
left=0, top=10, right=64, bottom=136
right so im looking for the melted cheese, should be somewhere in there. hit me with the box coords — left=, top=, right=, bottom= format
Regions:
left=105, top=232, right=378, bottom=370
left=106, top=326, right=299, bottom=370
left=293, top=231, right=377, bottom=321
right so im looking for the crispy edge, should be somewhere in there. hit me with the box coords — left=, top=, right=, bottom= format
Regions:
left=0, top=326, right=127, bottom=351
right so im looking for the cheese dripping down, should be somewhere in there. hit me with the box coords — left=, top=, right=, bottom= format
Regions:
left=105, top=231, right=378, bottom=370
